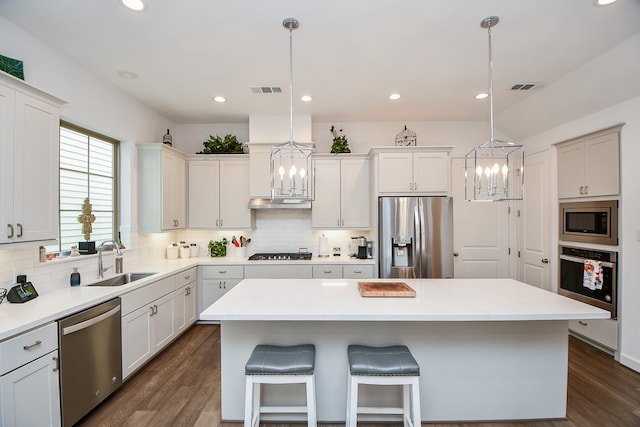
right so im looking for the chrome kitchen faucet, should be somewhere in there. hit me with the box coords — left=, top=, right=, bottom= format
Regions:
left=97, top=240, right=123, bottom=278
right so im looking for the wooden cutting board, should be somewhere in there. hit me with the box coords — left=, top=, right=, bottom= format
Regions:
left=357, top=281, right=416, bottom=297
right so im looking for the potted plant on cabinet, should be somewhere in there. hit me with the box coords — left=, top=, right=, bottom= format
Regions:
left=197, top=134, right=245, bottom=154
left=330, top=126, right=351, bottom=153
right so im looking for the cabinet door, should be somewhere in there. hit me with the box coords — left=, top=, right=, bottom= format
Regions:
left=13, top=92, right=60, bottom=242
left=175, top=283, right=197, bottom=333
left=340, top=158, right=370, bottom=228
left=413, top=151, right=449, bottom=193
left=378, top=152, right=413, bottom=193
left=584, top=133, right=619, bottom=197
left=199, top=279, right=241, bottom=320
left=152, top=292, right=175, bottom=352
left=249, top=146, right=272, bottom=198
left=162, top=151, right=186, bottom=229
left=220, top=159, right=252, bottom=228
left=184, top=284, right=198, bottom=327
left=188, top=160, right=220, bottom=228
left=1, top=350, right=61, bottom=427
left=312, top=159, right=341, bottom=227
left=557, top=141, right=585, bottom=199
left=0, top=85, right=15, bottom=244
left=122, top=305, right=153, bottom=379
left=343, top=265, right=374, bottom=279
left=312, top=264, right=342, bottom=279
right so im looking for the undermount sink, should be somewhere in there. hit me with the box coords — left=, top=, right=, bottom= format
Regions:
left=89, top=272, right=157, bottom=287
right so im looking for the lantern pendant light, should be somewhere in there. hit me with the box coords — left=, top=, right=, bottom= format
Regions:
left=270, top=17, right=315, bottom=203
left=465, top=16, right=524, bottom=202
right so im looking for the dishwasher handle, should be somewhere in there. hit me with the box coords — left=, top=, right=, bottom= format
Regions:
left=62, top=305, right=121, bottom=336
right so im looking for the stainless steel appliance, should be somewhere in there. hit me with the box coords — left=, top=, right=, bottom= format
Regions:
left=559, top=200, right=618, bottom=246
left=58, top=297, right=122, bottom=427
left=352, top=236, right=368, bottom=259
left=379, top=196, right=453, bottom=278
left=559, top=246, right=617, bottom=318
left=248, top=252, right=313, bottom=260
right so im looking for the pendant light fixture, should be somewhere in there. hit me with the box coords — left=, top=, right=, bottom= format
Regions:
left=465, top=16, right=524, bottom=202
left=270, top=17, right=315, bottom=203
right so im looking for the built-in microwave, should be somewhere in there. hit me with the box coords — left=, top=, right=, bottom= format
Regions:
left=559, top=200, right=618, bottom=246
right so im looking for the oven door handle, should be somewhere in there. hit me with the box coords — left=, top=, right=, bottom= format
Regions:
left=560, top=254, right=615, bottom=269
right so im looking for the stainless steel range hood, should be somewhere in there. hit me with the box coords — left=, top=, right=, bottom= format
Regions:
left=248, top=198, right=311, bottom=209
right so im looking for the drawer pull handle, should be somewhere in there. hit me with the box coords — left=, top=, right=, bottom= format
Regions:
left=324, top=270, right=332, bottom=274
left=353, top=270, right=362, bottom=274
left=23, top=340, right=42, bottom=351
left=184, top=275, right=191, bottom=280
left=578, top=321, right=588, bottom=326
left=219, top=270, right=227, bottom=274
left=53, top=356, right=59, bottom=372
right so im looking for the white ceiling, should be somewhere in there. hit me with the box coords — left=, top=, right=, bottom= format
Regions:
left=1, top=0, right=639, bottom=125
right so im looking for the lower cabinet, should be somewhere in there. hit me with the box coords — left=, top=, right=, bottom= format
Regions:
left=312, top=264, right=375, bottom=279
left=0, top=323, right=60, bottom=427
left=199, top=265, right=244, bottom=319
left=121, top=268, right=198, bottom=379
left=244, top=264, right=312, bottom=279
left=569, top=318, right=618, bottom=351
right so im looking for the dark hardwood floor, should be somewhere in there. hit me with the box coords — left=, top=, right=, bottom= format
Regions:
left=78, top=324, right=640, bottom=427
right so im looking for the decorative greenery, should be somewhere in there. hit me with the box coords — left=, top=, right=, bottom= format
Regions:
left=198, top=134, right=244, bottom=154
left=208, top=238, right=228, bottom=257
left=330, top=125, right=351, bottom=153
left=77, top=197, right=96, bottom=241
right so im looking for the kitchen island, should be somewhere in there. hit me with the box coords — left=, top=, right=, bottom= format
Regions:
left=200, top=278, right=609, bottom=423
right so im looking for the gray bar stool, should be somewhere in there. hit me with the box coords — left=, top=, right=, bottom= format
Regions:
left=244, top=344, right=317, bottom=427
left=346, top=344, right=421, bottom=427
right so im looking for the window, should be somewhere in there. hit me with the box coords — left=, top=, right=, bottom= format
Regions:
left=49, top=122, right=119, bottom=252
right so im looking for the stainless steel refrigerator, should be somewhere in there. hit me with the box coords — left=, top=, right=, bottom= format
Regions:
left=378, top=196, right=453, bottom=279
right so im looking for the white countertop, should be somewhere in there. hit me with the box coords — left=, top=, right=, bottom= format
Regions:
left=0, top=256, right=373, bottom=341
left=200, top=278, right=610, bottom=322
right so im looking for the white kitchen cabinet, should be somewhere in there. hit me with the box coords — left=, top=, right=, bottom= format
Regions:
left=375, top=148, right=450, bottom=195
left=121, top=275, right=177, bottom=378
left=188, top=156, right=253, bottom=229
left=0, top=322, right=60, bottom=427
left=137, top=144, right=187, bottom=232
left=312, top=156, right=370, bottom=229
left=198, top=265, right=244, bottom=319
left=342, top=264, right=375, bottom=279
left=312, top=264, right=342, bottom=279
left=569, top=318, right=618, bottom=352
left=557, top=126, right=621, bottom=199
left=174, top=267, right=198, bottom=334
left=244, top=264, right=312, bottom=279
left=0, top=73, right=64, bottom=245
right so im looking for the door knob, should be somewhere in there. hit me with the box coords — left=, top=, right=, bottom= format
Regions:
left=453, top=252, right=459, bottom=257
left=541, top=258, right=549, bottom=264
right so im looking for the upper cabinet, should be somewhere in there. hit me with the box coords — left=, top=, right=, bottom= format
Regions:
left=557, top=125, right=621, bottom=199
left=0, top=73, right=65, bottom=245
left=312, top=155, right=370, bottom=229
left=137, top=144, right=187, bottom=232
left=371, top=147, right=452, bottom=195
left=188, top=156, right=254, bottom=229
left=248, top=144, right=272, bottom=199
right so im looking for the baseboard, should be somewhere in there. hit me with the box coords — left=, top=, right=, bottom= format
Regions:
left=619, top=352, right=640, bottom=374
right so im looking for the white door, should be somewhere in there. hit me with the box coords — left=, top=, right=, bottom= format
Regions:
left=219, top=159, right=251, bottom=229
left=451, top=158, right=510, bottom=278
left=188, top=160, right=220, bottom=228
left=378, top=152, right=413, bottom=193
left=311, top=159, right=341, bottom=227
left=519, top=149, right=551, bottom=290
left=340, top=158, right=370, bottom=228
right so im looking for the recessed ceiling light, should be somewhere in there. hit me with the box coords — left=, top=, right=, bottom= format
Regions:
left=300, top=95, right=312, bottom=102
left=121, top=0, right=145, bottom=11
left=117, top=70, right=138, bottom=79
left=389, top=93, right=401, bottom=100
left=593, top=0, right=618, bottom=6
left=475, top=92, right=488, bottom=99
left=213, top=96, right=226, bottom=103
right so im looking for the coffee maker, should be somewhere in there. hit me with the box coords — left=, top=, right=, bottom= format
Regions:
left=352, top=236, right=368, bottom=259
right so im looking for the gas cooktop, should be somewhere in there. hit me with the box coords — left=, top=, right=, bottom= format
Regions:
left=248, top=252, right=312, bottom=261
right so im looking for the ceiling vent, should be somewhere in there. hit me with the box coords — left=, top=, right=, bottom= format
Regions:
left=510, top=83, right=541, bottom=91
left=251, top=86, right=283, bottom=94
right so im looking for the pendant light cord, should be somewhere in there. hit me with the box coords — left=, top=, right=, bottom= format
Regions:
left=288, top=23, right=294, bottom=144
left=488, top=24, right=495, bottom=144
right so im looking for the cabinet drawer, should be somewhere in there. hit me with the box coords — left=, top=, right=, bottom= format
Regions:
left=244, top=265, right=312, bottom=279
left=569, top=318, right=618, bottom=350
left=312, top=265, right=342, bottom=279
left=121, top=276, right=176, bottom=316
left=175, top=267, right=197, bottom=289
left=343, top=265, right=375, bottom=279
left=0, top=323, right=58, bottom=375
left=200, top=265, right=244, bottom=279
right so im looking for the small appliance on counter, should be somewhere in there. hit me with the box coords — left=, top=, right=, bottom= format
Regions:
left=6, top=275, right=39, bottom=303
left=352, top=236, right=368, bottom=259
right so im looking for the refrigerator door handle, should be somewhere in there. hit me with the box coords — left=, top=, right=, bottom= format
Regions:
left=414, top=200, right=421, bottom=278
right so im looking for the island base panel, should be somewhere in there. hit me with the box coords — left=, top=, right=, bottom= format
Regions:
left=219, top=320, right=568, bottom=422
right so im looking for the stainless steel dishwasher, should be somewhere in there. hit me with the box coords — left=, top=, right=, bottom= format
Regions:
left=58, top=297, right=122, bottom=427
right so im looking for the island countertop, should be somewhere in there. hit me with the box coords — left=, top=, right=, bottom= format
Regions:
left=200, top=278, right=610, bottom=322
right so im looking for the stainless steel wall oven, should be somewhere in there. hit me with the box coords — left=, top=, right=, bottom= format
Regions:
left=559, top=246, right=617, bottom=318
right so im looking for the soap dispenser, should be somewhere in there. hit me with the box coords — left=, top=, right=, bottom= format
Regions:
left=70, top=268, right=81, bottom=287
